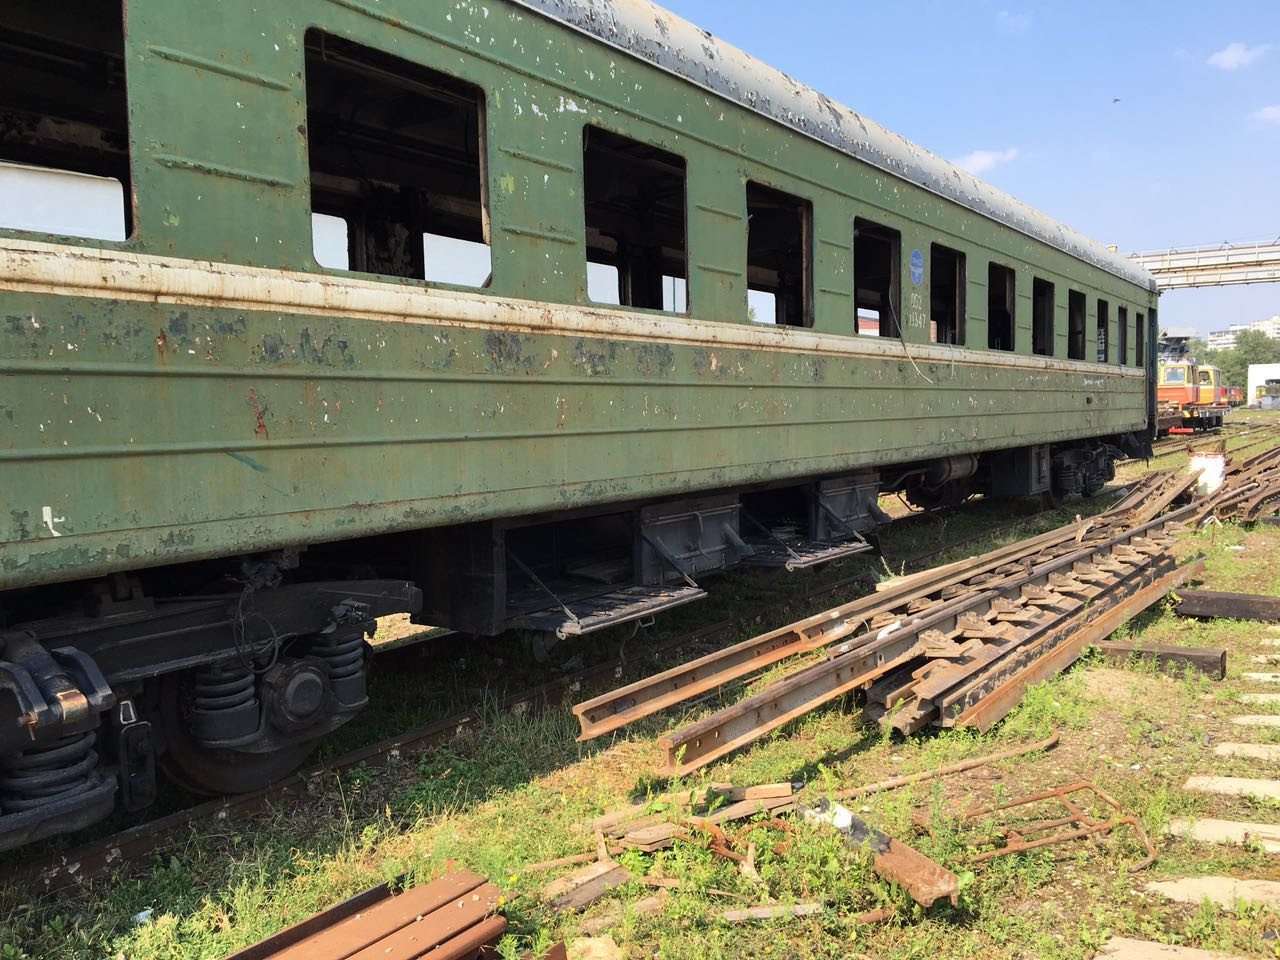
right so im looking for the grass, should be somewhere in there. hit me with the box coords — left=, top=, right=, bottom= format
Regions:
left=5, top=421, right=1280, bottom=959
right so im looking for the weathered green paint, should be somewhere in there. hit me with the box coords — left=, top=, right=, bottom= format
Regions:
left=0, top=0, right=1156, bottom=590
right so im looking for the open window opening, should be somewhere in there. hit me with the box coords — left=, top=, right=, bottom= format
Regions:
left=1067, top=289, right=1086, bottom=361
left=930, top=243, right=965, bottom=345
left=854, top=219, right=900, bottom=337
left=1096, top=299, right=1110, bottom=363
left=305, top=31, right=491, bottom=285
left=1135, top=312, right=1145, bottom=367
left=1032, top=278, right=1054, bottom=356
left=747, top=183, right=811, bottom=326
left=583, top=126, right=687, bottom=313
left=1117, top=306, right=1129, bottom=365
left=987, top=263, right=1015, bottom=351
left=0, top=2, right=131, bottom=240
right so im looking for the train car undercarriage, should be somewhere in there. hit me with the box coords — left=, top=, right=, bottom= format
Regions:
left=0, top=434, right=1146, bottom=851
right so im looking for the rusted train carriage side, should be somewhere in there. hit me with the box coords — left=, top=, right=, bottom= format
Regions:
left=0, top=0, right=1157, bottom=848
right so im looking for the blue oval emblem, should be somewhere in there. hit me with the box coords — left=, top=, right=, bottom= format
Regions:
left=910, top=249, right=925, bottom=287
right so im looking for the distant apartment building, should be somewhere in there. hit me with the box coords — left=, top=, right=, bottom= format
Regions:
left=1255, top=315, right=1280, bottom=340
left=1206, top=315, right=1280, bottom=350
left=1207, top=324, right=1250, bottom=350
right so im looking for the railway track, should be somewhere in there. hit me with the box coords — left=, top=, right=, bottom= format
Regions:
left=19, top=443, right=1280, bottom=895
left=572, top=469, right=1201, bottom=771
left=1, top=490, right=1087, bottom=892
left=13, top=621, right=733, bottom=893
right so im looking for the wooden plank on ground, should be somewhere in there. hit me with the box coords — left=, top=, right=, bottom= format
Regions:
left=1097, top=642, right=1225, bottom=679
left=239, top=872, right=491, bottom=960
left=1177, top=590, right=1280, bottom=622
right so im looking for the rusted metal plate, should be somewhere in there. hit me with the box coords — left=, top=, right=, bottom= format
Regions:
left=802, top=800, right=958, bottom=908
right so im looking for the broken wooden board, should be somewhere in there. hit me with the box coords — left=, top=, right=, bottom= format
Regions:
left=685, top=795, right=796, bottom=828
left=545, top=860, right=632, bottom=914
left=621, top=822, right=682, bottom=853
left=1176, top=590, right=1280, bottom=622
left=581, top=782, right=796, bottom=835
left=719, top=902, right=822, bottom=923
left=1096, top=642, right=1226, bottom=679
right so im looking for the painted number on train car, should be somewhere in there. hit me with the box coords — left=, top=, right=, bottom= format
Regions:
left=907, top=291, right=928, bottom=329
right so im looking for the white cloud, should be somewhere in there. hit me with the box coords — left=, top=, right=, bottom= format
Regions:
left=1207, top=42, right=1270, bottom=70
left=996, top=10, right=1032, bottom=33
left=953, top=148, right=1020, bottom=176
left=1256, top=105, right=1280, bottom=123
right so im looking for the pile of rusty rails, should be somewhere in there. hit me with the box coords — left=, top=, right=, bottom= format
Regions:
left=1189, top=442, right=1280, bottom=525
left=573, top=469, right=1205, bottom=775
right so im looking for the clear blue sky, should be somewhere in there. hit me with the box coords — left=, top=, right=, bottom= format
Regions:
left=661, top=0, right=1280, bottom=335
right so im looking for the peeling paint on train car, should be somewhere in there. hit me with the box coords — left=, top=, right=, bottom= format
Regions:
left=0, top=0, right=1156, bottom=591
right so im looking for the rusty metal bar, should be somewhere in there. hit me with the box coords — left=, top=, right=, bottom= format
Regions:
left=945, top=780, right=1158, bottom=873
left=833, top=730, right=1060, bottom=800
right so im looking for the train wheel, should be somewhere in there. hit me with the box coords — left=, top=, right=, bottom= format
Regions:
left=156, top=673, right=315, bottom=795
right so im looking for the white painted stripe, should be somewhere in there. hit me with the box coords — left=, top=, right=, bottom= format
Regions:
left=1232, top=715, right=1280, bottom=728
left=1166, top=817, right=1280, bottom=853
left=1184, top=776, right=1280, bottom=800
left=1214, top=742, right=1280, bottom=760
left=1098, top=936, right=1248, bottom=959
left=1146, top=877, right=1280, bottom=911
left=0, top=238, right=1149, bottom=378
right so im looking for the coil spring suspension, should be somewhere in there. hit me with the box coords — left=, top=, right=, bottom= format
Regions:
left=190, top=662, right=260, bottom=745
left=0, top=731, right=100, bottom=813
left=310, top=630, right=367, bottom=708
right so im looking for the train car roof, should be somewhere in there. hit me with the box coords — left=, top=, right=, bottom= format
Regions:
left=514, top=0, right=1157, bottom=292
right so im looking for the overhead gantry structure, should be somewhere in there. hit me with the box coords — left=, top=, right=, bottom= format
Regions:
left=1130, top=240, right=1280, bottom=289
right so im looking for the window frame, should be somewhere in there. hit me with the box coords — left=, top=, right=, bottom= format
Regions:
left=0, top=1, right=135, bottom=243
left=745, top=180, right=813, bottom=327
left=1067, top=289, right=1086, bottom=361
left=1096, top=299, right=1110, bottom=364
left=1031, top=277, right=1054, bottom=357
left=1117, top=306, right=1129, bottom=366
left=582, top=124, right=690, bottom=315
left=853, top=217, right=902, bottom=338
left=929, top=242, right=966, bottom=345
left=303, top=29, right=493, bottom=286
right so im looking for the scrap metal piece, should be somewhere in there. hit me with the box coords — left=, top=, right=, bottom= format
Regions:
left=834, top=730, right=1061, bottom=800
left=802, top=800, right=959, bottom=908
left=937, top=780, right=1158, bottom=873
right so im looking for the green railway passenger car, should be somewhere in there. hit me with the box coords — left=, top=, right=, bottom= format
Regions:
left=0, top=0, right=1158, bottom=848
